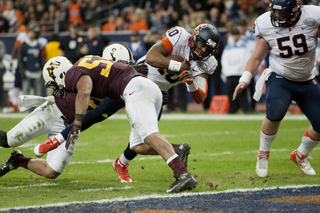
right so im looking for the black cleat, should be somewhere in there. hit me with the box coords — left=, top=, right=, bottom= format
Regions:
left=174, top=143, right=191, bottom=168
left=0, top=150, right=23, bottom=177
left=165, top=173, right=197, bottom=193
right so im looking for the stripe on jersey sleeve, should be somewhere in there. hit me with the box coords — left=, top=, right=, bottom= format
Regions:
left=160, top=37, right=173, bottom=54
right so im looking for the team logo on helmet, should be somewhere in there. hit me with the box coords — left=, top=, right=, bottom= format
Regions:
left=46, top=61, right=61, bottom=79
left=206, top=39, right=217, bottom=49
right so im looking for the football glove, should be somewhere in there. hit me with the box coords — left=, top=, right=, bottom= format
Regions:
left=133, top=63, right=148, bottom=76
left=179, top=70, right=193, bottom=85
left=65, top=124, right=81, bottom=150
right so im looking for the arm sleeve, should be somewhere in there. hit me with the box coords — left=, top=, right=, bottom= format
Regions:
left=60, top=98, right=125, bottom=139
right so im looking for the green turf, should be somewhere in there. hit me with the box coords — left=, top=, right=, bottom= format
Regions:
left=0, top=114, right=319, bottom=209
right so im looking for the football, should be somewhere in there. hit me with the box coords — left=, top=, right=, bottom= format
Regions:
left=166, top=55, right=185, bottom=74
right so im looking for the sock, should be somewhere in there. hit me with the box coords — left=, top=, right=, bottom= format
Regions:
left=259, top=129, right=277, bottom=151
left=123, top=142, right=137, bottom=161
left=54, top=133, right=65, bottom=144
left=0, top=130, right=9, bottom=148
left=167, top=154, right=188, bottom=175
left=119, top=153, right=131, bottom=165
left=16, top=155, right=31, bottom=169
left=298, top=129, right=320, bottom=156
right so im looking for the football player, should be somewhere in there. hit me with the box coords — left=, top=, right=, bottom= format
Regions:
left=35, top=24, right=221, bottom=184
left=0, top=45, right=133, bottom=179
left=48, top=55, right=197, bottom=193
left=233, top=0, right=320, bottom=177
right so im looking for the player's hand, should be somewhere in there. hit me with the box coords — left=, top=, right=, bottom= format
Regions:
left=180, top=59, right=190, bottom=72
left=65, top=124, right=81, bottom=150
left=179, top=70, right=193, bottom=85
left=133, top=63, right=148, bottom=76
left=233, top=82, right=247, bottom=100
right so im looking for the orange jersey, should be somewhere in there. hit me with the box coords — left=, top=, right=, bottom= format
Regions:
left=68, top=3, right=83, bottom=25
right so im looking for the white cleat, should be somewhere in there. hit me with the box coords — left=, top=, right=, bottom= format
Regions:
left=290, top=149, right=316, bottom=175
left=256, top=150, right=269, bottom=178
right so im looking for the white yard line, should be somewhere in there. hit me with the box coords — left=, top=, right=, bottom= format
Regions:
left=80, top=186, right=133, bottom=192
left=0, top=182, right=58, bottom=189
left=1, top=184, right=319, bottom=211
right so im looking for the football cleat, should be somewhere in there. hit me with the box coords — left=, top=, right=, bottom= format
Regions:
left=290, top=149, right=316, bottom=175
left=174, top=143, right=191, bottom=168
left=166, top=173, right=197, bottom=193
left=34, top=137, right=61, bottom=157
left=256, top=150, right=269, bottom=178
left=0, top=150, right=23, bottom=177
left=112, top=158, right=132, bottom=183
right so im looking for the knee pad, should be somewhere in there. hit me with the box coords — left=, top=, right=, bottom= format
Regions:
left=0, top=130, right=9, bottom=148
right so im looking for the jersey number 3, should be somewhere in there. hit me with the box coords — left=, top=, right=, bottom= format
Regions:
left=277, top=34, right=308, bottom=58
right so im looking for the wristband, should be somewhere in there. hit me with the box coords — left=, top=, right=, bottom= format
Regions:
left=186, top=81, right=198, bottom=92
left=74, top=114, right=85, bottom=124
left=168, top=60, right=182, bottom=73
left=239, top=71, right=253, bottom=84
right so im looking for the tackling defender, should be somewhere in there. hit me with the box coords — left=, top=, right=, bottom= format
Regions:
left=0, top=45, right=134, bottom=179
left=46, top=55, right=197, bottom=193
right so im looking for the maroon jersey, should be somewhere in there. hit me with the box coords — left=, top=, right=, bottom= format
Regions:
left=55, top=93, right=76, bottom=123
left=65, top=55, right=143, bottom=100
left=55, top=93, right=102, bottom=124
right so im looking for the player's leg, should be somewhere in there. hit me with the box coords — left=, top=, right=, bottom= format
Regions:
left=123, top=77, right=196, bottom=192
left=256, top=73, right=291, bottom=177
left=290, top=79, right=320, bottom=175
left=2, top=101, right=62, bottom=148
left=22, top=116, right=70, bottom=179
left=0, top=102, right=64, bottom=178
left=34, top=98, right=125, bottom=156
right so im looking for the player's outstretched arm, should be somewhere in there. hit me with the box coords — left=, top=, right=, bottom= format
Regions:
left=233, top=37, right=269, bottom=100
left=61, top=98, right=125, bottom=140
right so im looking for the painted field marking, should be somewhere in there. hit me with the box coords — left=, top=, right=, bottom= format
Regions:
left=1, top=184, right=319, bottom=212
left=0, top=182, right=57, bottom=189
left=80, top=186, right=133, bottom=192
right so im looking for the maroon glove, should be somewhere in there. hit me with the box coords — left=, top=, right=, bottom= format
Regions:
left=133, top=63, right=148, bottom=76
left=65, top=124, right=81, bottom=150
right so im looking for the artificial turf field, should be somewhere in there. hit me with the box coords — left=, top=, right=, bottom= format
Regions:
left=0, top=112, right=319, bottom=212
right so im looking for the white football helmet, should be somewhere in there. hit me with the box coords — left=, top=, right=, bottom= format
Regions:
left=102, top=43, right=135, bottom=65
left=42, top=56, right=73, bottom=98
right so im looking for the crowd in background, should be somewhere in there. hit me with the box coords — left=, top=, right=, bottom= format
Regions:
left=0, top=0, right=320, bottom=113
left=0, top=0, right=273, bottom=34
